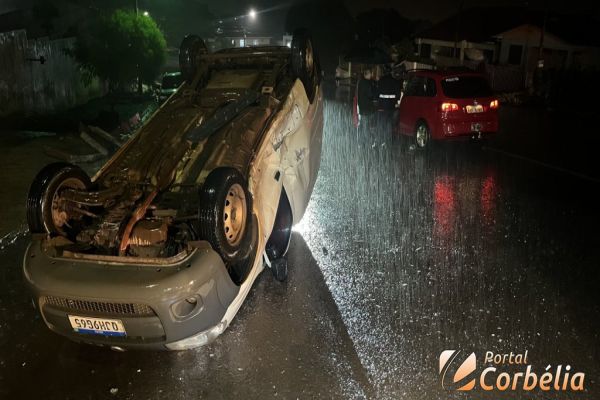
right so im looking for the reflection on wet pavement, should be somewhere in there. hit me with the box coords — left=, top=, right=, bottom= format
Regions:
left=295, top=99, right=600, bottom=398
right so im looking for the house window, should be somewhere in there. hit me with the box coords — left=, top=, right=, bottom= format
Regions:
left=420, top=43, right=431, bottom=59
left=435, top=46, right=454, bottom=58
left=483, top=49, right=494, bottom=63
left=508, top=44, right=522, bottom=65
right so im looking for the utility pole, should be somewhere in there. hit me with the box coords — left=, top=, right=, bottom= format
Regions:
left=453, top=0, right=464, bottom=59
left=135, top=0, right=140, bottom=94
left=533, top=3, right=549, bottom=97
left=537, top=5, right=548, bottom=68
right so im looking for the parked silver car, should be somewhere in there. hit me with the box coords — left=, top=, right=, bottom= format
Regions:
left=156, top=71, right=183, bottom=102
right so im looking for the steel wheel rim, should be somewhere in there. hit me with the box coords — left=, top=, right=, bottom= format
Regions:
left=416, top=125, right=428, bottom=148
left=223, top=183, right=247, bottom=247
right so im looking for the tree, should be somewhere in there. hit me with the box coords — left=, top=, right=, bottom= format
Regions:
left=72, top=9, right=166, bottom=91
left=142, top=0, right=215, bottom=46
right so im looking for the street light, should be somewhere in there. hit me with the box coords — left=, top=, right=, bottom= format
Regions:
left=248, top=8, right=257, bottom=20
left=143, top=10, right=149, bottom=17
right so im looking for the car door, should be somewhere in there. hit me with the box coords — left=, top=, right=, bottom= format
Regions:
left=398, top=75, right=423, bottom=135
left=257, top=79, right=322, bottom=231
left=279, top=81, right=323, bottom=224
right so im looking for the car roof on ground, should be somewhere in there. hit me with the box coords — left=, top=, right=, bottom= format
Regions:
left=407, top=69, right=485, bottom=79
left=213, top=46, right=290, bottom=55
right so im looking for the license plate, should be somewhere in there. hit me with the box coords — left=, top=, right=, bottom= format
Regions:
left=466, top=105, right=484, bottom=113
left=471, top=122, right=483, bottom=131
left=68, top=315, right=127, bottom=337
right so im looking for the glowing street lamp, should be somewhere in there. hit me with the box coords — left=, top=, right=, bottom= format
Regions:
left=248, top=8, right=257, bottom=20
left=143, top=10, right=149, bottom=17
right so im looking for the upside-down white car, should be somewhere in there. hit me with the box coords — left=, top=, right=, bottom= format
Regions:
left=23, top=29, right=323, bottom=350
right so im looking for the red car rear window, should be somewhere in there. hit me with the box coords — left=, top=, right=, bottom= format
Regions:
left=441, top=76, right=493, bottom=98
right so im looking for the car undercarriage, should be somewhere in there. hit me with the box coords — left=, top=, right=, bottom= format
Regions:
left=27, top=39, right=319, bottom=280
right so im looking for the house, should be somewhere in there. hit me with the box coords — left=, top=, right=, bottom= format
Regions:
left=212, top=19, right=272, bottom=50
left=414, top=7, right=600, bottom=90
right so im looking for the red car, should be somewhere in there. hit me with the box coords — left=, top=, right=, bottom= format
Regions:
left=397, top=70, right=499, bottom=148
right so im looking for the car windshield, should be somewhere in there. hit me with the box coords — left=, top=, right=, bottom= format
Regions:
left=441, top=75, right=493, bottom=98
left=162, top=74, right=182, bottom=89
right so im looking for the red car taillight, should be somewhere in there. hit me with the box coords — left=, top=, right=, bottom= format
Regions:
left=440, top=102, right=459, bottom=112
left=489, top=100, right=499, bottom=109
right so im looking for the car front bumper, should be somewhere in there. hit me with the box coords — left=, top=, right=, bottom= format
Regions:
left=23, top=240, right=240, bottom=350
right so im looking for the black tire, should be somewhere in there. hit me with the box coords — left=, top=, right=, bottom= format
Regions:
left=179, top=35, right=208, bottom=83
left=27, top=162, right=91, bottom=236
left=291, top=28, right=318, bottom=102
left=415, top=120, right=431, bottom=149
left=227, top=215, right=259, bottom=285
left=198, top=167, right=254, bottom=263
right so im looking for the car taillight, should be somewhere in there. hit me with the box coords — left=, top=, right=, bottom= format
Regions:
left=440, top=102, right=459, bottom=112
left=489, top=100, right=499, bottom=109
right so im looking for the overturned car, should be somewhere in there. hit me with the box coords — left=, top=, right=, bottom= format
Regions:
left=23, top=29, right=323, bottom=350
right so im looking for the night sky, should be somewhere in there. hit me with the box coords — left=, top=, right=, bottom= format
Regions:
left=189, top=0, right=598, bottom=23
left=2, top=0, right=598, bottom=25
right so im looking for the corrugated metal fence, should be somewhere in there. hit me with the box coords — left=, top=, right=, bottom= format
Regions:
left=0, top=29, right=102, bottom=117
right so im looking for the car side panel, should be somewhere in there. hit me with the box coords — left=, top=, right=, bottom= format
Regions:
left=279, top=80, right=323, bottom=225
left=284, top=85, right=323, bottom=224
left=398, top=95, right=416, bottom=136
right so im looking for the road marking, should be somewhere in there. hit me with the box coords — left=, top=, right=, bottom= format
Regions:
left=483, top=146, right=600, bottom=184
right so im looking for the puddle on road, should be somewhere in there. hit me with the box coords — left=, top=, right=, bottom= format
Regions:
left=0, top=225, right=27, bottom=251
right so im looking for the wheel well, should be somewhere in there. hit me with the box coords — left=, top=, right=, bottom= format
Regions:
left=416, top=118, right=429, bottom=130
left=265, top=188, right=293, bottom=260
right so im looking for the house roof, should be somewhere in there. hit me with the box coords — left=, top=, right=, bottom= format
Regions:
left=0, top=9, right=25, bottom=34
left=416, top=6, right=600, bottom=47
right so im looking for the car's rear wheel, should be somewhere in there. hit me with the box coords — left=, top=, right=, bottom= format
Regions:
left=27, top=162, right=91, bottom=236
left=415, top=120, right=430, bottom=149
left=198, top=167, right=255, bottom=264
left=291, top=28, right=318, bottom=102
left=179, top=35, right=208, bottom=83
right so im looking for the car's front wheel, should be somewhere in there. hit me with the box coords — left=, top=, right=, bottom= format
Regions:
left=27, top=162, right=91, bottom=236
left=198, top=167, right=255, bottom=264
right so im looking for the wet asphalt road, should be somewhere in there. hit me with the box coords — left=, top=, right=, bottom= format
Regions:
left=1, top=86, right=600, bottom=399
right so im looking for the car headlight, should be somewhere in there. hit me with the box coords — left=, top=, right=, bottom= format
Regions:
left=165, top=320, right=227, bottom=350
